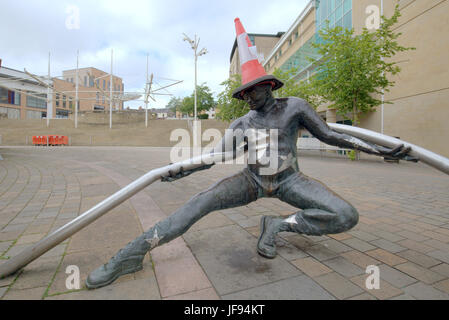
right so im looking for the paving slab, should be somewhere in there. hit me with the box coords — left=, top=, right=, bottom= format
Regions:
left=402, top=282, right=449, bottom=300
left=222, top=275, right=335, bottom=300
left=314, top=272, right=364, bottom=300
left=183, top=224, right=301, bottom=295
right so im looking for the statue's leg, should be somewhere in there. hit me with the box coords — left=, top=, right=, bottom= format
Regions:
left=86, top=170, right=259, bottom=289
left=257, top=172, right=358, bottom=258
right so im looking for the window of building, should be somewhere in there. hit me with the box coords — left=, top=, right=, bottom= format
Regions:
left=69, top=97, right=73, bottom=109
left=96, top=79, right=99, bottom=88
left=289, top=39, right=292, bottom=47
left=316, top=0, right=352, bottom=32
left=84, top=76, right=87, bottom=86
left=26, top=93, right=47, bottom=109
left=96, top=92, right=99, bottom=103
left=56, top=93, right=60, bottom=107
left=0, top=88, right=21, bottom=105
left=103, top=79, right=106, bottom=89
left=295, top=31, right=299, bottom=39
left=63, top=95, right=66, bottom=108
left=56, top=109, right=69, bottom=119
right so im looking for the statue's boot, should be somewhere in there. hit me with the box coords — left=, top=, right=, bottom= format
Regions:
left=257, top=215, right=292, bottom=259
left=257, top=209, right=346, bottom=258
left=85, top=228, right=158, bottom=289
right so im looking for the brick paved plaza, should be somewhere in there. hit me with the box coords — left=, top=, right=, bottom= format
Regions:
left=0, top=146, right=448, bottom=300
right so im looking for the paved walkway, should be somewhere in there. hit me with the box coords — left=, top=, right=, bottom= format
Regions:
left=0, top=146, right=448, bottom=300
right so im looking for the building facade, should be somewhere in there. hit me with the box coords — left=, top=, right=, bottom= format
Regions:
left=60, top=67, right=124, bottom=112
left=234, top=0, right=448, bottom=157
left=0, top=66, right=50, bottom=120
left=229, top=33, right=284, bottom=76
left=0, top=65, right=126, bottom=120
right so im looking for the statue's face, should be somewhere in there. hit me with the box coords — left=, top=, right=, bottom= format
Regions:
left=242, top=84, right=272, bottom=111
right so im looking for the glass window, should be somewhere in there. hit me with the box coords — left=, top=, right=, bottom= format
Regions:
left=103, top=80, right=106, bottom=89
left=63, top=95, right=66, bottom=108
left=0, top=88, right=21, bottom=105
left=336, top=18, right=343, bottom=28
left=56, top=93, right=59, bottom=106
left=329, top=12, right=335, bottom=26
left=26, top=92, right=47, bottom=109
left=84, top=76, right=87, bottom=86
left=343, top=11, right=352, bottom=29
left=344, top=0, right=351, bottom=13
left=336, top=4, right=343, bottom=20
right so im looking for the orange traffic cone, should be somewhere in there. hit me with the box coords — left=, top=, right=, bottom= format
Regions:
left=232, top=18, right=283, bottom=100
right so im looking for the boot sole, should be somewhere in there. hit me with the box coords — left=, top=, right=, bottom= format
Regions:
left=85, top=263, right=143, bottom=289
left=257, top=216, right=276, bottom=259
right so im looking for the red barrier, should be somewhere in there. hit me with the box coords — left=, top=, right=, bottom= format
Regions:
left=32, top=135, right=68, bottom=146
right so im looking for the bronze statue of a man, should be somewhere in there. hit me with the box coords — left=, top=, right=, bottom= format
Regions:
left=85, top=18, right=413, bottom=289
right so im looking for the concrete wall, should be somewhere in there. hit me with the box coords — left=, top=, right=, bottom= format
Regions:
left=0, top=117, right=230, bottom=147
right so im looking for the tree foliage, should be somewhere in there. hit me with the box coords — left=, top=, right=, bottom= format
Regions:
left=180, top=83, right=215, bottom=116
left=216, top=69, right=321, bottom=122
left=166, top=96, right=182, bottom=113
left=272, top=67, right=322, bottom=109
left=308, top=5, right=414, bottom=124
left=215, top=74, right=248, bottom=122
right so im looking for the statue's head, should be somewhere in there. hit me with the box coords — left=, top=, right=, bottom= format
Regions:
left=241, top=82, right=274, bottom=111
left=232, top=18, right=283, bottom=103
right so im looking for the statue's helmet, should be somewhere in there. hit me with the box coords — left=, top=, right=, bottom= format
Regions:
left=232, top=18, right=283, bottom=100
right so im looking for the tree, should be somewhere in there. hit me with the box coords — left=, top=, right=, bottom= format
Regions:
left=180, top=83, right=215, bottom=116
left=272, top=67, right=322, bottom=109
left=215, top=74, right=248, bottom=122
left=166, top=97, right=182, bottom=114
left=307, top=5, right=414, bottom=125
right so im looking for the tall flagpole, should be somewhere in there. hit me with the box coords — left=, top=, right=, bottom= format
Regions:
left=46, top=52, right=52, bottom=128
left=109, top=49, right=113, bottom=129
left=145, top=54, right=149, bottom=128
left=75, top=50, right=79, bottom=129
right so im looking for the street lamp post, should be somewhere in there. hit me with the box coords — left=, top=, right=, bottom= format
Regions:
left=182, top=33, right=208, bottom=121
left=183, top=34, right=207, bottom=150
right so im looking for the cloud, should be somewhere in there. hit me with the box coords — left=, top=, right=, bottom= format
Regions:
left=0, top=0, right=309, bottom=109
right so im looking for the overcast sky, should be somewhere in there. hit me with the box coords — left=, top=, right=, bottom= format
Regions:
left=0, top=0, right=309, bottom=109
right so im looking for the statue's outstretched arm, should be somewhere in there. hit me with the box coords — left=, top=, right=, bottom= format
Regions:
left=297, top=100, right=417, bottom=161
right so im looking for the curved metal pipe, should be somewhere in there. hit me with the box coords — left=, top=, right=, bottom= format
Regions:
left=328, top=123, right=449, bottom=175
